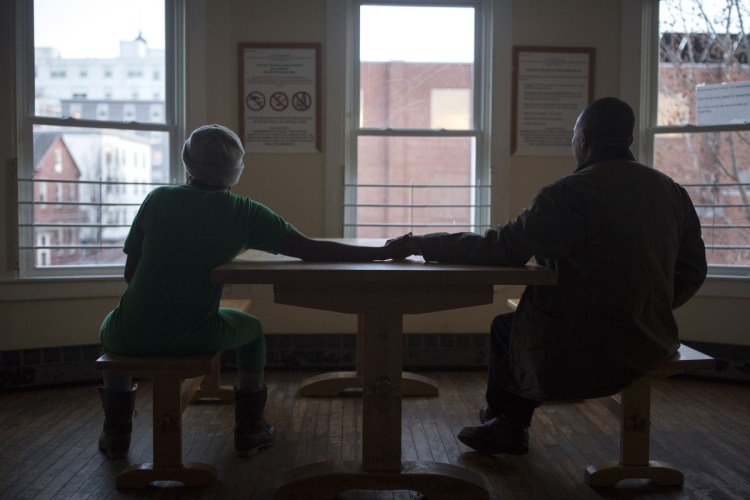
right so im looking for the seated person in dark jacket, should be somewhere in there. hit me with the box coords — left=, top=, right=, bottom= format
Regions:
left=396, top=97, right=707, bottom=455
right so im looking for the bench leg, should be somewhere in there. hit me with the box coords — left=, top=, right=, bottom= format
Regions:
left=585, top=377, right=684, bottom=487
left=116, top=462, right=218, bottom=488
left=115, top=377, right=217, bottom=488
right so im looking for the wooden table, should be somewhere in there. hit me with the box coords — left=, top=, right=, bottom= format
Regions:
left=212, top=244, right=557, bottom=499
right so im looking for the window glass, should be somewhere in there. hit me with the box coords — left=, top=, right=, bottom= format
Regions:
left=655, top=0, right=750, bottom=269
left=350, top=136, right=484, bottom=236
left=359, top=5, right=474, bottom=130
left=348, top=2, right=489, bottom=239
left=23, top=126, right=169, bottom=267
left=19, top=0, right=178, bottom=274
left=33, top=0, right=165, bottom=122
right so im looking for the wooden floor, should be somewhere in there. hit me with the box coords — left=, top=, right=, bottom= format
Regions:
left=0, top=370, right=748, bottom=499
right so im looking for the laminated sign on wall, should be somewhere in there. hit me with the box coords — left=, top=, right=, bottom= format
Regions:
left=512, top=46, right=595, bottom=156
left=239, top=43, right=321, bottom=153
left=696, top=81, right=750, bottom=126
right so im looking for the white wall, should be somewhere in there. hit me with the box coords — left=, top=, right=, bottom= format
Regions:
left=1, top=0, right=748, bottom=351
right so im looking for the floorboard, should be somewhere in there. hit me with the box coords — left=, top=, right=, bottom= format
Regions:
left=0, top=371, right=748, bottom=499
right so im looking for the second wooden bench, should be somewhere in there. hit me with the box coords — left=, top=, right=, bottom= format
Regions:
left=506, top=298, right=715, bottom=486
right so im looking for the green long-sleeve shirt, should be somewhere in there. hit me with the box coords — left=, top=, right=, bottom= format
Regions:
left=100, top=184, right=295, bottom=354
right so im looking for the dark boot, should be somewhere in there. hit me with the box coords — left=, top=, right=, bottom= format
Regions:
left=479, top=405, right=496, bottom=424
left=98, top=385, right=137, bottom=459
left=234, top=385, right=276, bottom=457
left=458, top=415, right=529, bottom=455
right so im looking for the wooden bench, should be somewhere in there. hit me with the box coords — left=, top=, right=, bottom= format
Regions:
left=189, top=299, right=252, bottom=404
left=95, top=352, right=220, bottom=488
left=94, top=298, right=250, bottom=488
left=506, top=298, right=716, bottom=487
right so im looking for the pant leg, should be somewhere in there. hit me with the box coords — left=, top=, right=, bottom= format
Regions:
left=98, top=344, right=132, bottom=391
left=486, top=313, right=512, bottom=414
left=214, top=308, right=267, bottom=371
left=488, top=313, right=540, bottom=426
left=102, top=370, right=133, bottom=391
left=179, top=308, right=267, bottom=371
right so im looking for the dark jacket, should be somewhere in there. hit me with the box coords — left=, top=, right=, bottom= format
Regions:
left=418, top=148, right=707, bottom=400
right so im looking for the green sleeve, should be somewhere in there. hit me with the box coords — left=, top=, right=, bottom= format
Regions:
left=244, top=199, right=297, bottom=254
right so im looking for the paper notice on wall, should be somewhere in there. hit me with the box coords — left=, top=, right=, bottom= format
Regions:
left=241, top=46, right=320, bottom=153
left=514, top=50, right=592, bottom=156
left=696, top=81, right=750, bottom=126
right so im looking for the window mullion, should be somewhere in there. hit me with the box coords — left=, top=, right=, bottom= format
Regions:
left=653, top=123, right=750, bottom=135
left=29, top=116, right=174, bottom=133
left=354, top=128, right=480, bottom=137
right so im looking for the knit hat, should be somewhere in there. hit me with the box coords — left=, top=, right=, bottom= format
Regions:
left=182, top=124, right=245, bottom=186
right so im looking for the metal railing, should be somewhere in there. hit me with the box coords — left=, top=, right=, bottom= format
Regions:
left=344, top=182, right=492, bottom=234
left=686, top=181, right=750, bottom=255
left=14, top=178, right=750, bottom=266
left=17, top=178, right=171, bottom=261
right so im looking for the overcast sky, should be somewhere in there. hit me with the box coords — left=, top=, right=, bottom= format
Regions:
left=33, top=0, right=743, bottom=61
left=34, top=0, right=164, bottom=58
left=359, top=5, right=475, bottom=63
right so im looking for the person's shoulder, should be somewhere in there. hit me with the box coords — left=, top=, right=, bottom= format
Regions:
left=623, top=161, right=684, bottom=187
left=223, top=191, right=274, bottom=214
left=149, top=184, right=183, bottom=196
left=229, top=192, right=267, bottom=208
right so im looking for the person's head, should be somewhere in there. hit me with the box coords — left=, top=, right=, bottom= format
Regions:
left=572, top=97, right=635, bottom=165
left=182, top=124, right=245, bottom=188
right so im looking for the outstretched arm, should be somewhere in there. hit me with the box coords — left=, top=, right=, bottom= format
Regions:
left=278, top=230, right=412, bottom=262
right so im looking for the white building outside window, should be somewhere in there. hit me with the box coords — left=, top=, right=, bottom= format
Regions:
left=16, top=0, right=185, bottom=276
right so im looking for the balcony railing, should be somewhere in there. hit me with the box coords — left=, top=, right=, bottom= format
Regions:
left=344, top=182, right=492, bottom=236
left=17, top=177, right=171, bottom=267
left=15, top=178, right=750, bottom=268
left=686, top=182, right=750, bottom=258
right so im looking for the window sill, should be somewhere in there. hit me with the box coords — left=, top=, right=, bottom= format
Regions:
left=698, top=275, right=750, bottom=298
left=0, top=276, right=125, bottom=301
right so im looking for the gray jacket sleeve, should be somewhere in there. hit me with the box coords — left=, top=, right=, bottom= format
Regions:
left=417, top=182, right=583, bottom=266
left=672, top=187, right=707, bottom=308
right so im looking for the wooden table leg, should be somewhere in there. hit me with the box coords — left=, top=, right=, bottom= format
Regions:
left=276, top=312, right=488, bottom=498
left=274, top=461, right=489, bottom=499
left=362, top=312, right=403, bottom=470
left=298, top=371, right=438, bottom=397
left=298, top=314, right=438, bottom=397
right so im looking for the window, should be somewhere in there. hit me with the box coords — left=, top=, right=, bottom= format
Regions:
left=53, top=149, right=62, bottom=172
left=644, top=0, right=750, bottom=275
left=343, top=0, right=492, bottom=238
left=96, top=103, right=109, bottom=120
left=123, top=103, right=136, bottom=121
left=16, top=0, right=184, bottom=277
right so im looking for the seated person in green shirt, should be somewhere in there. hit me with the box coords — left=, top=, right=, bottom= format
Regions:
left=98, top=124, right=411, bottom=459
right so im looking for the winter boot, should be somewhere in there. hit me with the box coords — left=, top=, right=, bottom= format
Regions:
left=234, top=385, right=276, bottom=457
left=97, top=385, right=137, bottom=459
left=458, top=414, right=529, bottom=455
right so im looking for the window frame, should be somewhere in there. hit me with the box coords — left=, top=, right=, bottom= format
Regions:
left=623, top=0, right=750, bottom=288
left=328, top=0, right=494, bottom=238
left=14, top=0, right=187, bottom=279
